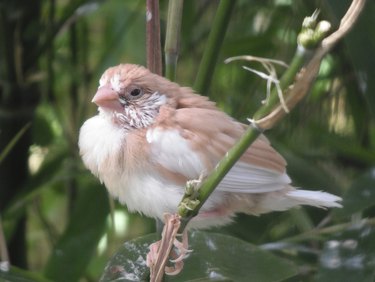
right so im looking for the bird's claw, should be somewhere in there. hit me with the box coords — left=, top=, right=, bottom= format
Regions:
left=147, top=213, right=192, bottom=280
left=169, top=232, right=191, bottom=263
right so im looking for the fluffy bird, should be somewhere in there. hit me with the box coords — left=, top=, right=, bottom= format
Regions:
left=79, top=64, right=341, bottom=229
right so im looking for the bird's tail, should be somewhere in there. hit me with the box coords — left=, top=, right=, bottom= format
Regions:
left=285, top=190, right=342, bottom=208
left=257, top=188, right=342, bottom=213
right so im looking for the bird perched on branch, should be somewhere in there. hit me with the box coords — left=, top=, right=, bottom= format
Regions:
left=79, top=64, right=341, bottom=229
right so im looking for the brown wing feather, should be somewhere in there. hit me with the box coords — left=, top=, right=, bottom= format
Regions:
left=172, top=106, right=287, bottom=174
left=133, top=66, right=287, bottom=175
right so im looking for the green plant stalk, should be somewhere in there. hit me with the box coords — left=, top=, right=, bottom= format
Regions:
left=0, top=123, right=31, bottom=164
left=193, top=0, right=236, bottom=94
left=30, top=0, right=88, bottom=66
left=281, top=217, right=375, bottom=243
left=253, top=12, right=332, bottom=121
left=178, top=48, right=312, bottom=231
left=179, top=125, right=260, bottom=228
left=289, top=208, right=315, bottom=233
left=253, top=47, right=312, bottom=120
left=164, top=0, right=184, bottom=81
left=178, top=15, right=335, bottom=231
left=0, top=215, right=9, bottom=263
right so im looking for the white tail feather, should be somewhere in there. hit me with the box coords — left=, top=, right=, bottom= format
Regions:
left=286, top=190, right=342, bottom=208
left=258, top=189, right=342, bottom=213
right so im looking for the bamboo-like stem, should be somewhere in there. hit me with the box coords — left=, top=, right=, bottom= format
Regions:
left=30, top=0, right=88, bottom=66
left=177, top=0, right=366, bottom=232
left=0, top=215, right=10, bottom=266
left=0, top=123, right=31, bottom=164
left=193, top=0, right=236, bottom=94
left=253, top=47, right=311, bottom=121
left=179, top=125, right=260, bottom=227
left=281, top=217, right=375, bottom=243
left=146, top=0, right=162, bottom=75
left=46, top=0, right=55, bottom=102
left=164, top=0, right=184, bottom=81
left=179, top=49, right=312, bottom=231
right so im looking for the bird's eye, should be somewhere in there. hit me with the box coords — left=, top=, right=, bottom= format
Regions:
left=128, top=87, right=143, bottom=99
left=130, top=88, right=141, bottom=96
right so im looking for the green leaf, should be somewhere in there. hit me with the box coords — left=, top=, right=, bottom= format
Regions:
left=100, top=231, right=298, bottom=282
left=334, top=169, right=375, bottom=218
left=100, top=233, right=152, bottom=282
left=316, top=223, right=375, bottom=282
left=44, top=183, right=110, bottom=282
left=0, top=266, right=52, bottom=282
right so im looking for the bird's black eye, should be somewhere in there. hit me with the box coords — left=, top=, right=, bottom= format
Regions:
left=130, top=88, right=141, bottom=96
left=128, top=87, right=143, bottom=99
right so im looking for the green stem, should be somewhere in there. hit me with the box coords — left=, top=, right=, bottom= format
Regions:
left=178, top=13, right=335, bottom=232
left=179, top=45, right=312, bottom=230
left=193, top=0, right=236, bottom=94
left=253, top=47, right=311, bottom=120
left=281, top=217, right=375, bottom=243
left=164, top=0, right=184, bottom=81
left=197, top=127, right=259, bottom=202
left=289, top=208, right=315, bottom=233
left=179, top=125, right=260, bottom=230
left=0, top=214, right=9, bottom=263
left=0, top=123, right=31, bottom=165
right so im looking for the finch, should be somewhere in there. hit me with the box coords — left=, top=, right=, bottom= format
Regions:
left=79, top=64, right=341, bottom=229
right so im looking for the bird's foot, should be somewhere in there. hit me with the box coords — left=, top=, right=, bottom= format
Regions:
left=146, top=213, right=191, bottom=280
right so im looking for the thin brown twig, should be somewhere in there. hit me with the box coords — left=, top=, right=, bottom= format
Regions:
left=322, top=0, right=366, bottom=48
left=146, top=0, right=162, bottom=75
left=255, top=0, right=366, bottom=130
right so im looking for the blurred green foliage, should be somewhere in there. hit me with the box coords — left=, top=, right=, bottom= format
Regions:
left=0, top=0, right=374, bottom=281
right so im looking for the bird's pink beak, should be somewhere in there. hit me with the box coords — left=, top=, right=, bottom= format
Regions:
left=92, top=86, right=123, bottom=112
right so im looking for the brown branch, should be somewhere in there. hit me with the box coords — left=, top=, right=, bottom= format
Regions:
left=146, top=0, right=162, bottom=75
left=255, top=0, right=366, bottom=130
left=322, top=0, right=366, bottom=49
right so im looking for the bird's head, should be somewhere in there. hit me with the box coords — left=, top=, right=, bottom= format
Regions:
left=93, top=64, right=176, bottom=129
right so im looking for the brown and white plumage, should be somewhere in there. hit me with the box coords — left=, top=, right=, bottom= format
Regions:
left=79, top=64, right=341, bottom=228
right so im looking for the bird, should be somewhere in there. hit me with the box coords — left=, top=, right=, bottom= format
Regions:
left=78, top=63, right=342, bottom=229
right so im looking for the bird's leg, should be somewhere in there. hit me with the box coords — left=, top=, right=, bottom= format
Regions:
left=147, top=213, right=191, bottom=281
left=147, top=174, right=205, bottom=280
